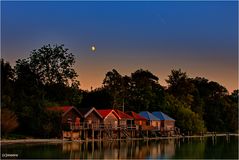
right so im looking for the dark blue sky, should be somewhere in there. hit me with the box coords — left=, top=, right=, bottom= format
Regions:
left=1, top=1, right=238, bottom=91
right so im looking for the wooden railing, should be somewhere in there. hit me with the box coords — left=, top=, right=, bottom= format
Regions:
left=63, top=123, right=139, bottom=131
left=63, top=122, right=179, bottom=132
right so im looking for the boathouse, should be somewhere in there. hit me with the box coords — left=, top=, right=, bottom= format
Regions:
left=126, top=111, right=147, bottom=129
left=78, top=107, right=103, bottom=140
left=47, top=106, right=83, bottom=139
left=139, top=111, right=161, bottom=130
left=152, top=111, right=175, bottom=135
left=47, top=106, right=83, bottom=130
left=78, top=107, right=103, bottom=129
left=97, top=109, right=120, bottom=129
left=115, top=109, right=134, bottom=129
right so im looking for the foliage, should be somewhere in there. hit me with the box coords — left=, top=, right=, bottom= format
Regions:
left=80, top=88, right=113, bottom=109
left=42, top=111, right=62, bottom=138
left=129, top=69, right=163, bottom=111
left=1, top=59, right=15, bottom=109
left=103, top=69, right=124, bottom=108
left=162, top=93, right=206, bottom=133
left=1, top=44, right=82, bottom=138
left=1, top=108, right=19, bottom=135
left=166, top=69, right=196, bottom=107
left=102, top=69, right=164, bottom=111
left=27, top=44, right=78, bottom=85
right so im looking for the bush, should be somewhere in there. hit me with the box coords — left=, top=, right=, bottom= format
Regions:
left=1, top=108, right=19, bottom=135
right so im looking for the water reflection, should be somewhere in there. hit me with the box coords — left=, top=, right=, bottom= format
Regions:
left=1, top=136, right=238, bottom=159
left=62, top=139, right=176, bottom=159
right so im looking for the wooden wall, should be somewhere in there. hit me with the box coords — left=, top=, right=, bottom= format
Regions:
left=103, top=112, right=118, bottom=128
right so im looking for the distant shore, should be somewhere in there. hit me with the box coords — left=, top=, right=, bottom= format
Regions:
left=1, top=133, right=238, bottom=145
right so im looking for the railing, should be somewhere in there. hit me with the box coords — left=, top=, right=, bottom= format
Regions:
left=63, top=122, right=169, bottom=131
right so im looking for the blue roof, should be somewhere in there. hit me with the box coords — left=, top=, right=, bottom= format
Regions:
left=139, top=111, right=160, bottom=121
left=152, top=111, right=175, bottom=121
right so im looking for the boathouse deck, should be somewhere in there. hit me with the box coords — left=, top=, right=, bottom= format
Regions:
left=63, top=122, right=180, bottom=140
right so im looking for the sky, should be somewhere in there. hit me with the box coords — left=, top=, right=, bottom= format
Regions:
left=1, top=1, right=238, bottom=92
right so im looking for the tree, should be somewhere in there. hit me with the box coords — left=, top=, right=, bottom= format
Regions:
left=12, top=44, right=81, bottom=137
left=230, top=89, right=238, bottom=103
left=26, top=44, right=78, bottom=86
left=80, top=88, right=113, bottom=109
left=130, top=69, right=161, bottom=111
left=166, top=69, right=196, bottom=107
left=103, top=69, right=124, bottom=109
left=162, top=93, right=205, bottom=133
left=1, top=59, right=15, bottom=109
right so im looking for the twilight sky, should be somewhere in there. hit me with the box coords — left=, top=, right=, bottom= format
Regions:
left=1, top=1, right=238, bottom=92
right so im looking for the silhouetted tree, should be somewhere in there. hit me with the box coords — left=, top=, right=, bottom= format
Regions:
left=166, top=69, right=196, bottom=107
left=103, top=69, right=125, bottom=109
left=130, top=69, right=161, bottom=111
left=27, top=44, right=78, bottom=85
left=1, top=59, right=15, bottom=109
left=80, top=88, right=113, bottom=109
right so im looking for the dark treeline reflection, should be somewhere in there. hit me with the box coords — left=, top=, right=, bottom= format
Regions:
left=1, top=136, right=238, bottom=159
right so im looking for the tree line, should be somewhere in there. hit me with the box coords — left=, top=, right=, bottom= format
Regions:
left=1, top=44, right=238, bottom=138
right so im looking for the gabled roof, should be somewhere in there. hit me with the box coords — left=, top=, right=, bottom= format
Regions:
left=47, top=106, right=83, bottom=117
left=139, top=111, right=160, bottom=121
left=78, top=107, right=103, bottom=119
left=126, top=111, right=147, bottom=121
left=115, top=110, right=133, bottom=120
left=97, top=109, right=121, bottom=120
left=152, top=111, right=175, bottom=121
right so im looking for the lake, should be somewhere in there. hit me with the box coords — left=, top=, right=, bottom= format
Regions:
left=1, top=136, right=238, bottom=159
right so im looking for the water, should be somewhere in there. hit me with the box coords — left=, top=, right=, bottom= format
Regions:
left=1, top=136, right=238, bottom=159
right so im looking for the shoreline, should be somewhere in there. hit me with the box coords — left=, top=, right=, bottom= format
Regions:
left=1, top=133, right=238, bottom=145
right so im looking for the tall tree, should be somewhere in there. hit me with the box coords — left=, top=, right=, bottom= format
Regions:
left=27, top=44, right=78, bottom=85
left=12, top=44, right=81, bottom=136
left=130, top=69, right=161, bottom=111
left=16, top=44, right=81, bottom=104
left=1, top=59, right=15, bottom=108
left=103, top=69, right=124, bottom=109
left=166, top=69, right=196, bottom=107
left=14, top=59, right=45, bottom=136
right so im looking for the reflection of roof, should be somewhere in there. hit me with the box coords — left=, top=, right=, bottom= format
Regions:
left=127, top=111, right=147, bottom=121
left=115, top=110, right=133, bottom=120
left=139, top=111, right=160, bottom=121
left=47, top=106, right=83, bottom=117
left=97, top=109, right=121, bottom=119
left=78, top=107, right=103, bottom=119
left=152, top=112, right=175, bottom=121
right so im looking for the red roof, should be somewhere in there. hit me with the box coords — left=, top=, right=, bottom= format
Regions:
left=115, top=109, right=133, bottom=120
left=97, top=109, right=120, bottom=119
left=47, top=106, right=83, bottom=117
left=127, top=111, right=147, bottom=121
left=47, top=106, right=73, bottom=113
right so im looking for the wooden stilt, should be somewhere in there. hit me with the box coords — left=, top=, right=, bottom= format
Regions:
left=92, top=129, right=94, bottom=141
